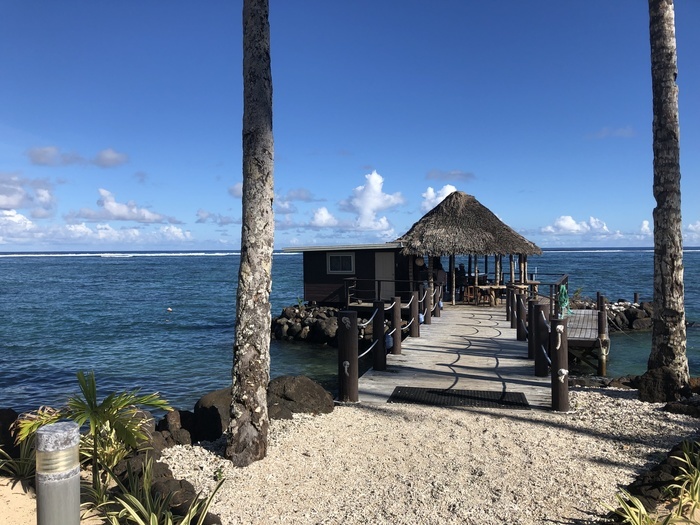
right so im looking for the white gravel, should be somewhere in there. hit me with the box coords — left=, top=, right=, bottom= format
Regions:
left=160, top=388, right=700, bottom=525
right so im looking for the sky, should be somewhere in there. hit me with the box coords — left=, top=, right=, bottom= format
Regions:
left=1, top=1, right=699, bottom=252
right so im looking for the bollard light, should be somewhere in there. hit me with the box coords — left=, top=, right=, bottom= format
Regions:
left=36, top=421, right=81, bottom=525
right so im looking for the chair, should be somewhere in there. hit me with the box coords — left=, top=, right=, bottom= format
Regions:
left=464, top=286, right=475, bottom=303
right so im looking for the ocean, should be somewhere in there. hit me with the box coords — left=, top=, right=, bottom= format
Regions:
left=1, top=248, right=698, bottom=414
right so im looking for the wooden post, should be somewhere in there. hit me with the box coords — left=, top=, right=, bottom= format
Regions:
left=410, top=291, right=420, bottom=338
left=516, top=293, right=527, bottom=341
left=509, top=254, right=515, bottom=284
left=434, top=286, right=441, bottom=318
left=510, top=288, right=517, bottom=329
left=634, top=292, right=640, bottom=304
left=36, top=422, right=81, bottom=525
left=337, top=310, right=358, bottom=402
left=550, top=317, right=569, bottom=412
left=505, top=285, right=512, bottom=322
left=527, top=298, right=537, bottom=359
left=391, top=296, right=402, bottom=355
left=597, top=294, right=609, bottom=376
left=424, top=284, right=432, bottom=325
left=534, top=304, right=550, bottom=377
left=372, top=301, right=386, bottom=371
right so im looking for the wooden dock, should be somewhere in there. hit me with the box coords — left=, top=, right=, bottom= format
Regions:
left=358, top=304, right=553, bottom=409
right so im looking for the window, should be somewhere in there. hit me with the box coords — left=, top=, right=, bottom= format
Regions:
left=327, top=252, right=354, bottom=274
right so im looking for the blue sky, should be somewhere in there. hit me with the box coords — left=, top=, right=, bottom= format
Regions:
left=1, top=1, right=699, bottom=252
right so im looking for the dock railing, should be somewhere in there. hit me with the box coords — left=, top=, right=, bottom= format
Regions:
left=337, top=292, right=422, bottom=402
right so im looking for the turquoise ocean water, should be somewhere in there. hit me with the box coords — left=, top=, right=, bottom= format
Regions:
left=1, top=248, right=698, bottom=413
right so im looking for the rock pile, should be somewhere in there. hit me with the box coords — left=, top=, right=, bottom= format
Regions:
left=571, top=297, right=654, bottom=332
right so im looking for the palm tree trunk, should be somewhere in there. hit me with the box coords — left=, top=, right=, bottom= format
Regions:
left=226, top=0, right=274, bottom=466
left=643, top=0, right=688, bottom=401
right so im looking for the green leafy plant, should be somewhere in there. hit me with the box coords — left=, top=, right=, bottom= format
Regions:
left=605, top=489, right=678, bottom=525
left=0, top=432, right=36, bottom=489
left=15, top=371, right=172, bottom=495
left=667, top=441, right=700, bottom=520
left=106, top=455, right=223, bottom=525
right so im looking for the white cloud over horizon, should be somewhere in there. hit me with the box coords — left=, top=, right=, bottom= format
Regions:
left=0, top=173, right=56, bottom=218
left=338, top=170, right=404, bottom=233
left=65, top=188, right=174, bottom=224
left=26, top=146, right=129, bottom=168
left=541, top=215, right=611, bottom=235
left=421, top=185, right=457, bottom=212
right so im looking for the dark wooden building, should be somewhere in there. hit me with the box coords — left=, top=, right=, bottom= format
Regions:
left=283, top=242, right=415, bottom=306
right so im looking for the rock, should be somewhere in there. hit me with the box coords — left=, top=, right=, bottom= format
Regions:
left=0, top=408, right=19, bottom=458
left=309, top=317, right=338, bottom=344
left=267, top=375, right=334, bottom=418
left=152, top=476, right=222, bottom=524
left=689, top=377, right=700, bottom=394
left=608, top=375, right=640, bottom=389
left=665, top=398, right=700, bottom=418
left=638, top=366, right=691, bottom=403
left=194, top=388, right=232, bottom=442
left=631, top=318, right=652, bottom=331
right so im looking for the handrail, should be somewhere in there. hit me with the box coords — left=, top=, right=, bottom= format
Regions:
left=384, top=301, right=396, bottom=311
left=402, top=317, right=415, bottom=330
left=358, top=307, right=378, bottom=328
left=358, top=338, right=378, bottom=359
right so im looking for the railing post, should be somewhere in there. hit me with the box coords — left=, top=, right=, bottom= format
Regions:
left=372, top=301, right=386, bottom=372
left=505, top=285, right=512, bottom=322
left=516, top=293, right=527, bottom=341
left=337, top=310, right=359, bottom=402
left=550, top=317, right=569, bottom=412
left=434, top=286, right=442, bottom=317
left=534, top=304, right=549, bottom=377
left=410, top=291, right=420, bottom=338
left=424, top=286, right=432, bottom=325
left=634, top=292, right=640, bottom=304
left=597, top=294, right=609, bottom=376
left=391, top=296, right=402, bottom=355
left=527, top=298, right=537, bottom=359
left=510, top=288, right=517, bottom=329
left=36, top=421, right=81, bottom=525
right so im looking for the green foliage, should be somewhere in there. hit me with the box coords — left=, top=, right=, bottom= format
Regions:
left=0, top=432, right=36, bottom=489
left=14, top=371, right=172, bottom=495
left=605, top=490, right=678, bottom=525
left=667, top=442, right=700, bottom=519
left=106, top=455, right=223, bottom=525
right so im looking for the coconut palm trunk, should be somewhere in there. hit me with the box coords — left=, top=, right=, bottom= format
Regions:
left=226, top=0, right=274, bottom=466
left=641, top=0, right=688, bottom=401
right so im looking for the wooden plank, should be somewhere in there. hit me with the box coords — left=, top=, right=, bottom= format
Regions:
left=358, top=304, right=552, bottom=409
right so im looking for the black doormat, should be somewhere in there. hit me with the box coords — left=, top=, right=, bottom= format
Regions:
left=388, top=386, right=530, bottom=409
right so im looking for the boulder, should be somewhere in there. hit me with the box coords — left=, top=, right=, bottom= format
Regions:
left=638, top=366, right=691, bottom=402
left=631, top=318, right=653, bottom=331
left=194, top=388, right=232, bottom=442
left=152, top=476, right=222, bottom=525
left=267, top=375, right=334, bottom=419
left=309, top=316, right=338, bottom=344
left=0, top=408, right=19, bottom=458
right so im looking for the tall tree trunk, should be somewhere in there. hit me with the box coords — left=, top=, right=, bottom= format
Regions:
left=641, top=0, right=688, bottom=402
left=226, top=0, right=274, bottom=466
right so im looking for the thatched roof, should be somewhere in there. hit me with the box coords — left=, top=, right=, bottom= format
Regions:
left=396, top=191, right=542, bottom=257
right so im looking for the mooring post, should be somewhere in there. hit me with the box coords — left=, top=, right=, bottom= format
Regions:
left=505, top=285, right=512, bottom=322
left=634, top=292, right=640, bottom=304
left=550, top=316, right=569, bottom=412
left=434, top=286, right=442, bottom=318
left=534, top=303, right=550, bottom=377
left=424, top=286, right=432, bottom=325
left=409, top=291, right=420, bottom=338
left=36, top=421, right=81, bottom=525
left=391, top=296, right=402, bottom=355
left=597, top=294, right=609, bottom=376
left=338, top=310, right=359, bottom=402
left=510, top=288, right=517, bottom=329
left=372, top=301, right=386, bottom=371
left=516, top=293, right=527, bottom=341
left=527, top=298, right=537, bottom=359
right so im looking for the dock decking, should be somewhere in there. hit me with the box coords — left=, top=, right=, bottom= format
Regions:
left=358, top=304, right=553, bottom=409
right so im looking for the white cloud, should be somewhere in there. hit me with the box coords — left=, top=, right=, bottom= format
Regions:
left=159, top=225, right=192, bottom=241
left=686, top=221, right=700, bottom=243
left=590, top=126, right=636, bottom=139
left=421, top=185, right=457, bottom=212
left=310, top=207, right=338, bottom=227
left=541, top=215, right=610, bottom=235
left=196, top=209, right=237, bottom=226
left=339, top=170, right=404, bottom=231
left=67, top=189, right=169, bottom=223
left=687, top=221, right=700, bottom=233
left=0, top=173, right=56, bottom=217
left=0, top=210, right=38, bottom=243
left=426, top=170, right=474, bottom=181
left=92, top=148, right=129, bottom=168
left=229, top=182, right=243, bottom=198
left=641, top=220, right=652, bottom=235
left=26, top=146, right=128, bottom=168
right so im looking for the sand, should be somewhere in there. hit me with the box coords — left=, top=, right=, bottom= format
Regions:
left=3, top=388, right=699, bottom=524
